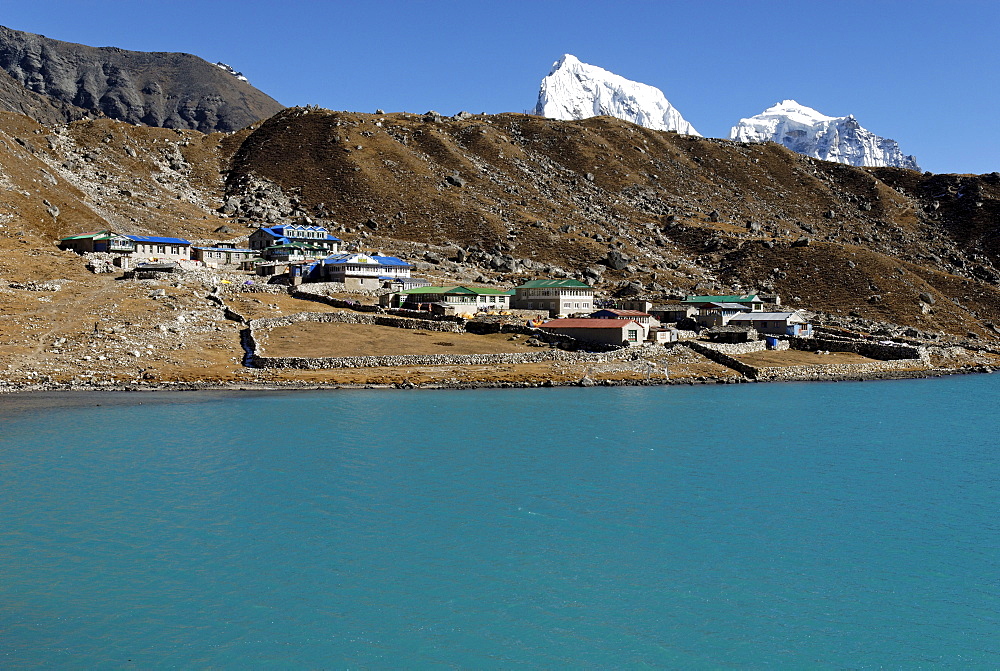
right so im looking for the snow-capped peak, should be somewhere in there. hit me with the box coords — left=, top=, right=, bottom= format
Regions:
left=730, top=100, right=919, bottom=170
left=214, top=62, right=249, bottom=84
left=534, top=54, right=699, bottom=136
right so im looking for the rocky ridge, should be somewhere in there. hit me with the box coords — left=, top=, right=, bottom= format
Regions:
left=0, top=25, right=284, bottom=132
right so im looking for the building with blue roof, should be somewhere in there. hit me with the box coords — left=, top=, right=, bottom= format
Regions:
left=126, top=235, right=192, bottom=262
left=319, top=252, right=412, bottom=290
left=249, top=224, right=340, bottom=254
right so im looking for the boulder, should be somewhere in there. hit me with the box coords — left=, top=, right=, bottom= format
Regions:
left=604, top=248, right=630, bottom=271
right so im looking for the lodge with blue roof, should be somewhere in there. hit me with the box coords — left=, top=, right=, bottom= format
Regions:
left=126, top=235, right=193, bottom=262
left=249, top=224, right=340, bottom=255
left=318, top=252, right=412, bottom=290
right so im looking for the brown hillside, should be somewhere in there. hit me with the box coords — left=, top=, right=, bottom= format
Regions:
left=2, top=106, right=1000, bottom=340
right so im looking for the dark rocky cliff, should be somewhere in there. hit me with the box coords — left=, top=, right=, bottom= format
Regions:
left=0, top=25, right=284, bottom=132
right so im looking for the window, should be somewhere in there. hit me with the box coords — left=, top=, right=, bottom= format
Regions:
left=628, top=329, right=639, bottom=341
left=158, top=245, right=166, bottom=254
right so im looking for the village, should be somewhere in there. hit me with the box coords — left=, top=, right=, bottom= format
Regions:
left=41, top=220, right=997, bottom=389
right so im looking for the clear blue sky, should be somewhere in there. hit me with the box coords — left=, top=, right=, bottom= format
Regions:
left=4, top=0, right=998, bottom=174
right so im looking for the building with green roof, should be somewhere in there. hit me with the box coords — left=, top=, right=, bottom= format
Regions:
left=390, top=285, right=512, bottom=312
left=512, top=278, right=595, bottom=316
left=58, top=230, right=135, bottom=254
left=682, top=294, right=764, bottom=310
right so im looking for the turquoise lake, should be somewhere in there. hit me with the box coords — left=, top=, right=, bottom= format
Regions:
left=1, top=376, right=999, bottom=668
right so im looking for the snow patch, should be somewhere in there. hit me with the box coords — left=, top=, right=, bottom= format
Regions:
left=214, top=62, right=249, bottom=84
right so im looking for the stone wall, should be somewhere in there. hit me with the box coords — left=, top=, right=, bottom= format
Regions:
left=754, top=358, right=929, bottom=381
left=697, top=340, right=768, bottom=356
left=219, top=283, right=288, bottom=295
left=685, top=339, right=929, bottom=381
left=685, top=342, right=758, bottom=377
left=789, top=336, right=928, bottom=363
left=251, top=348, right=646, bottom=370
left=249, top=311, right=463, bottom=333
left=290, top=288, right=383, bottom=313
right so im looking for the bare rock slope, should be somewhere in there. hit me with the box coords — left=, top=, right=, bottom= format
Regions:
left=0, top=25, right=284, bottom=132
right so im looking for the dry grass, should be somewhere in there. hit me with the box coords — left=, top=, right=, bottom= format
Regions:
left=263, top=322, right=541, bottom=357
left=736, top=349, right=878, bottom=367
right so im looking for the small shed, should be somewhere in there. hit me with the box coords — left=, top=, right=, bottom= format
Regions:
left=705, top=325, right=759, bottom=343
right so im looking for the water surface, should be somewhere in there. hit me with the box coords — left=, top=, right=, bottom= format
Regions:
left=1, top=378, right=998, bottom=667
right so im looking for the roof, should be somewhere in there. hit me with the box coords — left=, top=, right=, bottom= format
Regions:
left=516, top=279, right=593, bottom=289
left=257, top=225, right=341, bottom=242
left=399, top=285, right=510, bottom=296
left=323, top=252, right=411, bottom=267
left=702, top=302, right=753, bottom=310
left=192, top=247, right=254, bottom=253
left=729, top=312, right=806, bottom=323
left=540, top=318, right=639, bottom=329
left=591, top=309, right=651, bottom=317
left=682, top=294, right=762, bottom=304
left=126, top=235, right=191, bottom=245
left=60, top=230, right=128, bottom=241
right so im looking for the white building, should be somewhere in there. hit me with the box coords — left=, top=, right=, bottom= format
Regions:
left=512, top=279, right=595, bottom=317
left=320, top=252, right=412, bottom=291
left=126, top=235, right=191, bottom=262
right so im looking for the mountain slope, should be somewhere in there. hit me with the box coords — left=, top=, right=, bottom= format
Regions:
left=730, top=100, right=919, bottom=170
left=0, top=25, right=284, bottom=132
left=534, top=54, right=699, bottom=135
left=2, top=107, right=1000, bottom=340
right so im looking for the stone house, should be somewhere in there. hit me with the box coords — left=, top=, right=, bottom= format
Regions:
left=650, top=304, right=698, bottom=324
left=705, top=325, right=760, bottom=343
left=511, top=279, right=595, bottom=317
left=539, top=318, right=643, bottom=347
left=729, top=312, right=813, bottom=336
left=191, top=246, right=256, bottom=267
left=691, top=302, right=754, bottom=328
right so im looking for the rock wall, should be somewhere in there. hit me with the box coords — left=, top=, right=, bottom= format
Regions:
left=697, top=340, right=768, bottom=356
left=686, top=338, right=929, bottom=381
left=754, top=358, right=929, bottom=381
left=250, top=311, right=463, bottom=333
left=252, top=346, right=647, bottom=370
left=685, top=342, right=758, bottom=377
left=789, top=336, right=928, bottom=363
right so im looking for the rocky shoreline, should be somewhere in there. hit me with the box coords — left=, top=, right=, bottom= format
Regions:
left=1, top=362, right=993, bottom=397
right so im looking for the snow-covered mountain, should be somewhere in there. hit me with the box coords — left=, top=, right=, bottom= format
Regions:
left=730, top=100, right=919, bottom=170
left=534, top=54, right=699, bottom=136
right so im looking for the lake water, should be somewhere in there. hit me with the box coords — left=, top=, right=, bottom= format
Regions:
left=1, top=376, right=999, bottom=668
